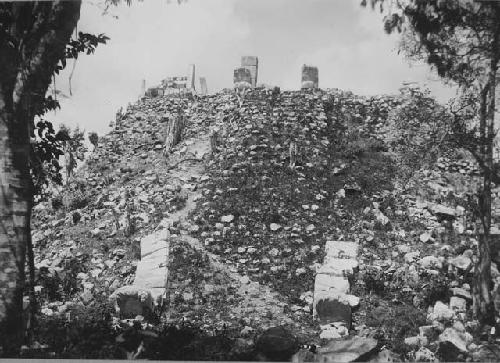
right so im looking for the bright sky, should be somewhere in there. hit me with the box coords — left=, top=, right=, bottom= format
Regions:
left=49, top=0, right=457, bottom=135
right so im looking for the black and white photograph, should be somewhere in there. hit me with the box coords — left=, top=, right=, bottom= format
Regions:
left=1, top=0, right=500, bottom=361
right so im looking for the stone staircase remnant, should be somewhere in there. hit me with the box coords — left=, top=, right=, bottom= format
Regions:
left=109, top=229, right=170, bottom=319
left=313, top=240, right=359, bottom=338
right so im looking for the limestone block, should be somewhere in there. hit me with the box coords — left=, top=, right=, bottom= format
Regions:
left=109, top=285, right=155, bottom=319
left=234, top=67, right=252, bottom=89
left=314, top=273, right=350, bottom=294
left=199, top=77, right=208, bottom=95
left=315, top=298, right=352, bottom=326
left=319, top=337, right=378, bottom=362
left=134, top=260, right=168, bottom=289
left=140, top=230, right=170, bottom=258
left=241, top=56, right=258, bottom=87
left=325, top=241, right=359, bottom=259
left=318, top=258, right=358, bottom=276
left=301, top=65, right=318, bottom=89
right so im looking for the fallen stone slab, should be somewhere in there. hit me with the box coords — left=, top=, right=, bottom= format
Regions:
left=318, top=337, right=378, bottom=362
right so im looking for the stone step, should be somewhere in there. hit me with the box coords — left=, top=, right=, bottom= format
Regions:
left=109, top=227, right=171, bottom=319
left=313, top=240, right=359, bottom=339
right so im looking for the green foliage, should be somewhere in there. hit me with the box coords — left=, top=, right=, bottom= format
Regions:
left=387, top=86, right=453, bottom=181
left=366, top=302, right=427, bottom=357
left=88, top=132, right=99, bottom=148
left=58, top=125, right=87, bottom=181
left=31, top=118, right=66, bottom=199
left=31, top=297, right=118, bottom=359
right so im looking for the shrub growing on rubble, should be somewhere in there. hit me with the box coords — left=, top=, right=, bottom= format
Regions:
left=387, top=86, right=454, bottom=182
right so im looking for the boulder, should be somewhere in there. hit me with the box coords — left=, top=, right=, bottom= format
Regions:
left=430, top=301, right=455, bottom=321
left=449, top=296, right=467, bottom=312
left=438, top=327, right=472, bottom=357
left=449, top=255, right=472, bottom=271
left=255, top=326, right=298, bottom=361
left=414, top=347, right=437, bottom=362
left=109, top=285, right=155, bottom=319
left=319, top=337, right=378, bottom=362
left=315, top=298, right=352, bottom=327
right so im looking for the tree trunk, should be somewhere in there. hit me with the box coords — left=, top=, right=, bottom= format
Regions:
left=0, top=2, right=81, bottom=355
left=0, top=91, right=32, bottom=356
left=473, top=15, right=500, bottom=324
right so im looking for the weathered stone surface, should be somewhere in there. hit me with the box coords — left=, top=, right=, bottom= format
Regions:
left=429, top=301, right=455, bottom=321
left=319, top=337, right=378, bottom=362
left=318, top=258, right=358, bottom=276
left=314, top=274, right=350, bottom=294
left=449, top=296, right=467, bottom=312
left=199, top=77, right=208, bottom=95
left=449, top=255, right=472, bottom=271
left=234, top=67, right=252, bottom=89
left=109, top=285, right=155, bottom=318
left=241, top=56, right=258, bottom=88
left=133, top=260, right=168, bottom=288
left=439, top=327, right=472, bottom=352
left=315, top=298, right=352, bottom=327
left=140, top=230, right=170, bottom=258
left=431, top=204, right=456, bottom=220
left=324, top=241, right=358, bottom=259
left=301, top=65, right=319, bottom=89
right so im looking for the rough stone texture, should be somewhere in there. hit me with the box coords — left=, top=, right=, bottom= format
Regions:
left=301, top=65, right=319, bottom=89
left=187, top=64, right=196, bottom=90
left=141, top=229, right=170, bottom=258
left=315, top=299, right=352, bottom=327
left=325, top=241, right=359, bottom=259
left=241, top=56, right=258, bottom=88
left=109, top=285, right=155, bottom=319
left=318, top=337, right=378, bottom=362
left=199, top=77, right=208, bottom=95
left=313, top=240, right=359, bottom=338
left=164, top=114, right=186, bottom=155
left=319, top=258, right=358, bottom=276
left=234, top=67, right=252, bottom=89
left=314, top=274, right=350, bottom=295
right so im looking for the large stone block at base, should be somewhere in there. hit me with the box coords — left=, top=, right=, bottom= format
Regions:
left=315, top=298, right=352, bottom=327
left=109, top=285, right=155, bottom=319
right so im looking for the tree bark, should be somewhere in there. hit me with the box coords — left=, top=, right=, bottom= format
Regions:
left=473, top=8, right=500, bottom=325
left=0, top=1, right=81, bottom=355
